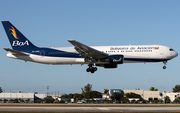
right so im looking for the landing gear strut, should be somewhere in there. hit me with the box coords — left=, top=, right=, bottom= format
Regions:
left=163, top=61, right=167, bottom=69
left=86, top=64, right=97, bottom=73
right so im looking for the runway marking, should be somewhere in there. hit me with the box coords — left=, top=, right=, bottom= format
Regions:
left=95, top=107, right=110, bottom=110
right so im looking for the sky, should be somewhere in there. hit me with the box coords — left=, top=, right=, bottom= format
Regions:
left=0, top=0, right=180, bottom=94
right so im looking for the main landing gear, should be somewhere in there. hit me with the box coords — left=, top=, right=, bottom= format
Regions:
left=86, top=64, right=97, bottom=73
left=163, top=61, right=167, bottom=69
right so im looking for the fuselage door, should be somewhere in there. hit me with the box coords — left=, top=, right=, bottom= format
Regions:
left=160, top=48, right=164, bottom=55
left=40, top=50, right=45, bottom=57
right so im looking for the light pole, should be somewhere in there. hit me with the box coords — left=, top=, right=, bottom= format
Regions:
left=47, top=86, right=49, bottom=96
left=55, top=91, right=56, bottom=98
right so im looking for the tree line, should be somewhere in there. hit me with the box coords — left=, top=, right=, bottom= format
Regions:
left=1, top=84, right=180, bottom=103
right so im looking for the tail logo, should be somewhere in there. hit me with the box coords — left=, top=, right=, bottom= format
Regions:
left=9, top=26, right=19, bottom=39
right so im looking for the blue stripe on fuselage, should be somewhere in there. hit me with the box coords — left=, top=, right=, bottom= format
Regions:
left=23, top=48, right=84, bottom=58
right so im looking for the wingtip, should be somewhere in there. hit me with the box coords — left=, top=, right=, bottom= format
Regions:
left=3, top=48, right=9, bottom=51
left=68, top=40, right=76, bottom=42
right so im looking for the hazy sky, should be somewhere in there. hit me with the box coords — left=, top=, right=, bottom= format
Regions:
left=0, top=0, right=180, bottom=94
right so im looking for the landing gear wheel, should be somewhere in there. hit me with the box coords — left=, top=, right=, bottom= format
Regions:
left=86, top=65, right=98, bottom=73
left=86, top=68, right=90, bottom=72
left=91, top=70, right=94, bottom=73
left=163, top=66, right=166, bottom=69
left=163, top=61, right=167, bottom=69
left=94, top=67, right=97, bottom=71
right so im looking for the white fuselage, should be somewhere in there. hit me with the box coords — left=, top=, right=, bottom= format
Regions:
left=6, top=45, right=178, bottom=65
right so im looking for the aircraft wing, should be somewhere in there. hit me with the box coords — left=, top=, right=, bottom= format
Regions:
left=68, top=40, right=109, bottom=59
left=4, top=48, right=29, bottom=56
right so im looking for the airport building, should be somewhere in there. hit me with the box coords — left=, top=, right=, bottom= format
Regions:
left=123, top=90, right=160, bottom=101
left=161, top=91, right=180, bottom=102
left=103, top=89, right=160, bottom=101
left=0, top=92, right=47, bottom=103
left=109, top=89, right=123, bottom=96
left=1, top=90, right=179, bottom=103
left=102, top=89, right=123, bottom=100
left=102, top=94, right=110, bottom=99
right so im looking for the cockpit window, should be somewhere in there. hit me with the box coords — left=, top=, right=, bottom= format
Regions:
left=169, top=48, right=174, bottom=51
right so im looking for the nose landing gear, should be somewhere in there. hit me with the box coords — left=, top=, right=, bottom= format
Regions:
left=86, top=64, right=98, bottom=73
left=163, top=66, right=166, bottom=69
left=163, top=61, right=167, bottom=69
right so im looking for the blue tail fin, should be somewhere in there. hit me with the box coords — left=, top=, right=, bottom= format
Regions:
left=2, top=21, right=37, bottom=51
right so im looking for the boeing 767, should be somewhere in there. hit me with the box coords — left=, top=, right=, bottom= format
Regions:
left=2, top=21, right=178, bottom=73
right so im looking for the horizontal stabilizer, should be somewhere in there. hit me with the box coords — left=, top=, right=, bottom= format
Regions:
left=4, top=48, right=29, bottom=56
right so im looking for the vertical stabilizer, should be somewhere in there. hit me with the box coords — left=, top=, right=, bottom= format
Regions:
left=2, top=21, right=37, bottom=51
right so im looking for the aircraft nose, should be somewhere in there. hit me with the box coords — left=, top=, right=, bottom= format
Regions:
left=174, top=51, right=178, bottom=58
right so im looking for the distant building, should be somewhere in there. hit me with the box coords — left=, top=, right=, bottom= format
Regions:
left=124, top=90, right=160, bottom=101
left=0, top=92, right=34, bottom=102
left=0, top=92, right=48, bottom=103
left=161, top=91, right=180, bottom=102
left=102, top=94, right=110, bottom=99
left=34, top=94, right=47, bottom=101
left=109, top=89, right=123, bottom=96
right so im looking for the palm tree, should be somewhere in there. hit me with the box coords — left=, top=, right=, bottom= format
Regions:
left=150, top=87, right=158, bottom=91
left=104, top=88, right=109, bottom=95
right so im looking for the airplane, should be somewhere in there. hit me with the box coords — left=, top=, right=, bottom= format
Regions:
left=2, top=21, right=178, bottom=73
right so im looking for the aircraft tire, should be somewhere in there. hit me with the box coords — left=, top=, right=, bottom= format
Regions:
left=86, top=66, right=97, bottom=73
left=94, top=67, right=97, bottom=71
left=91, top=70, right=94, bottom=73
left=163, top=66, right=166, bottom=69
left=86, top=68, right=90, bottom=72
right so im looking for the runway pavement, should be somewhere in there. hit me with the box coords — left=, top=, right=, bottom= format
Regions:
left=1, top=106, right=180, bottom=112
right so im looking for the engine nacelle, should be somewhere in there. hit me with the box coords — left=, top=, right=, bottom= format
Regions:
left=109, top=55, right=124, bottom=64
left=96, top=55, right=124, bottom=68
left=96, top=64, right=117, bottom=68
left=104, top=64, right=117, bottom=68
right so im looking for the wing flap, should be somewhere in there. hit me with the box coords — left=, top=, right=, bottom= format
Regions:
left=4, top=48, right=29, bottom=56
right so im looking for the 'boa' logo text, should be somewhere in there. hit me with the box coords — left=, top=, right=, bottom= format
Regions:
left=12, top=40, right=29, bottom=46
